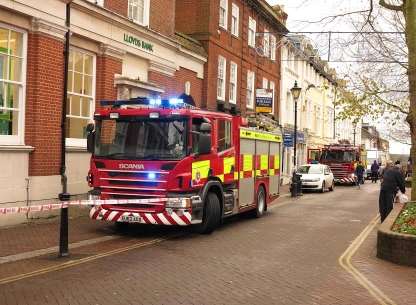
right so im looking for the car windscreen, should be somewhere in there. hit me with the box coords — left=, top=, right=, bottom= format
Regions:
left=297, top=166, right=323, bottom=174
left=94, top=117, right=187, bottom=160
left=321, top=150, right=355, bottom=162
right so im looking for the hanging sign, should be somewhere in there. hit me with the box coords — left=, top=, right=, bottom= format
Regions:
left=255, top=89, right=273, bottom=113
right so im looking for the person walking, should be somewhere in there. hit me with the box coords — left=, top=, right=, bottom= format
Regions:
left=355, top=161, right=365, bottom=189
left=379, top=161, right=406, bottom=222
left=371, top=160, right=380, bottom=183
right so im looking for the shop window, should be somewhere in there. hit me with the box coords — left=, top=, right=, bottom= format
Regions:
left=128, top=0, right=150, bottom=26
left=229, top=61, right=237, bottom=104
left=217, top=119, right=232, bottom=152
left=0, top=26, right=26, bottom=145
left=219, top=0, right=228, bottom=30
left=231, top=3, right=239, bottom=37
left=66, top=48, right=95, bottom=146
left=217, top=56, right=226, bottom=101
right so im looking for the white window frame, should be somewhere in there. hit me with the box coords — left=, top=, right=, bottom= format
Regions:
left=248, top=17, right=256, bottom=48
left=0, top=24, right=27, bottom=145
left=262, top=77, right=268, bottom=89
left=263, top=28, right=270, bottom=57
left=270, top=81, right=275, bottom=114
left=219, top=0, right=228, bottom=30
left=88, top=0, right=104, bottom=6
left=128, top=0, right=150, bottom=27
left=229, top=61, right=237, bottom=104
left=231, top=3, right=239, bottom=37
left=217, top=56, right=226, bottom=101
left=246, top=70, right=255, bottom=109
left=66, top=47, right=96, bottom=147
left=270, top=35, right=276, bottom=61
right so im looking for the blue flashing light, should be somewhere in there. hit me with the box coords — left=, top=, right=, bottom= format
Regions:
left=169, top=98, right=184, bottom=106
left=148, top=172, right=156, bottom=180
left=149, top=98, right=162, bottom=106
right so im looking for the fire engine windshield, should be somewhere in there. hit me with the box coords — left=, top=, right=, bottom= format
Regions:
left=321, top=150, right=356, bottom=162
left=94, top=118, right=187, bottom=160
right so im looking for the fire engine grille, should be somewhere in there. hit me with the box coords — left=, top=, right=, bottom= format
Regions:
left=97, top=169, right=169, bottom=198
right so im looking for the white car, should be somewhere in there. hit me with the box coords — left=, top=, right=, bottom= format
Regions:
left=297, top=164, right=335, bottom=193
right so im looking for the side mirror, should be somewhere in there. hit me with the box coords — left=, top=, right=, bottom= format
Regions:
left=198, top=134, right=211, bottom=155
left=86, top=123, right=95, bottom=154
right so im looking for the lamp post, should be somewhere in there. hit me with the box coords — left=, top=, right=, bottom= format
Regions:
left=290, top=81, right=302, bottom=197
left=352, top=121, right=357, bottom=146
left=290, top=81, right=302, bottom=169
left=59, top=0, right=73, bottom=257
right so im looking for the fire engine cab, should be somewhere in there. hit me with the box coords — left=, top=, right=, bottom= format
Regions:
left=86, top=97, right=282, bottom=233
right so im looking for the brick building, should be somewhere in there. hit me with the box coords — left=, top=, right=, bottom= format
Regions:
left=0, top=0, right=206, bottom=220
left=175, top=0, right=287, bottom=117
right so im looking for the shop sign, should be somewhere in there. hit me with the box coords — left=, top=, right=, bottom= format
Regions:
left=283, top=131, right=305, bottom=147
left=123, top=33, right=154, bottom=52
left=255, top=89, right=273, bottom=113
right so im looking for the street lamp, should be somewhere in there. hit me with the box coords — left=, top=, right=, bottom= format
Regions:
left=290, top=81, right=302, bottom=169
left=290, top=81, right=302, bottom=197
left=352, top=121, right=357, bottom=146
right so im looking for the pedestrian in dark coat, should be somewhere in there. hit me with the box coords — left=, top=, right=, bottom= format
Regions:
left=371, top=160, right=380, bottom=183
left=379, top=162, right=406, bottom=222
left=355, top=161, right=365, bottom=186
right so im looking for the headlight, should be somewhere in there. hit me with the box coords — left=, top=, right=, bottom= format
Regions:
left=350, top=173, right=356, bottom=178
left=165, top=198, right=192, bottom=209
left=310, top=178, right=320, bottom=182
left=88, top=193, right=100, bottom=201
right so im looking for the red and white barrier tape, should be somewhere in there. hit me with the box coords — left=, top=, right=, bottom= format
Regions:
left=0, top=198, right=170, bottom=215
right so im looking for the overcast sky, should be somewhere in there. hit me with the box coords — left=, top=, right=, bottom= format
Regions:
left=266, top=0, right=410, bottom=155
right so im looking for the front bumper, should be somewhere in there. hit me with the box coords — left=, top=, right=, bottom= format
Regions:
left=334, top=177, right=355, bottom=184
left=89, top=196, right=203, bottom=226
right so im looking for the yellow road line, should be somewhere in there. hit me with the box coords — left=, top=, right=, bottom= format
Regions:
left=339, top=214, right=397, bottom=305
left=0, top=237, right=168, bottom=285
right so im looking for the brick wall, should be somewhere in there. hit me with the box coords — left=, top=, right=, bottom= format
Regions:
left=150, top=0, right=175, bottom=37
left=25, top=33, right=64, bottom=176
left=95, top=55, right=122, bottom=110
left=176, top=0, right=283, bottom=118
left=148, top=68, right=203, bottom=107
left=104, top=0, right=128, bottom=17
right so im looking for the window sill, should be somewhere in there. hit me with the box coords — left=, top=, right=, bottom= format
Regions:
left=0, top=145, right=34, bottom=152
left=66, top=146, right=89, bottom=153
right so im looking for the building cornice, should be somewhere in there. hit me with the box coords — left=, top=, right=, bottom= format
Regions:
left=148, top=60, right=176, bottom=77
left=30, top=17, right=67, bottom=41
left=98, top=43, right=125, bottom=60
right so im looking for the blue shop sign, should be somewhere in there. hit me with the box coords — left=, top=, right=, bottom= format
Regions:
left=283, top=131, right=305, bottom=147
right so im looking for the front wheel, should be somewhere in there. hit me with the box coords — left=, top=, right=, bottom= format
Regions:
left=195, top=192, right=221, bottom=234
left=329, top=181, right=335, bottom=192
left=321, top=181, right=326, bottom=193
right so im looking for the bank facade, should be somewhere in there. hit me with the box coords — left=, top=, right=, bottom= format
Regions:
left=0, top=0, right=206, bottom=224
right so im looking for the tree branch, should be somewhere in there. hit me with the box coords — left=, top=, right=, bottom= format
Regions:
left=379, top=0, right=404, bottom=11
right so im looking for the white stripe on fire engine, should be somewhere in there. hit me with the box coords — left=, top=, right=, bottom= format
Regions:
left=171, top=212, right=186, bottom=226
left=146, top=213, right=157, bottom=225
left=158, top=214, right=172, bottom=225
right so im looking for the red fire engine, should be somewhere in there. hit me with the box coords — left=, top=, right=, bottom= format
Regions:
left=86, top=97, right=282, bottom=233
left=320, top=144, right=366, bottom=184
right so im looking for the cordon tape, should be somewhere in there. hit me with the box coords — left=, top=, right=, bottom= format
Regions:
left=0, top=198, right=170, bottom=215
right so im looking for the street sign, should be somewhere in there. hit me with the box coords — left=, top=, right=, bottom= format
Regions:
left=255, top=89, right=273, bottom=113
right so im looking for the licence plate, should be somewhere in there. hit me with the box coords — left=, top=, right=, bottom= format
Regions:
left=120, top=215, right=141, bottom=223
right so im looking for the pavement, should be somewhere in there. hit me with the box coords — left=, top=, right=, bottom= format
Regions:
left=0, top=182, right=415, bottom=305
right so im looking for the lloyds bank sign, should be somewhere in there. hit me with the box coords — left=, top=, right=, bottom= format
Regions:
left=123, top=33, right=154, bottom=52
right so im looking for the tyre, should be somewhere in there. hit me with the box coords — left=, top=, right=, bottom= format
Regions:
left=114, top=221, right=129, bottom=232
left=329, top=181, right=335, bottom=192
left=253, top=186, right=266, bottom=218
left=196, top=192, right=221, bottom=234
left=321, top=181, right=326, bottom=193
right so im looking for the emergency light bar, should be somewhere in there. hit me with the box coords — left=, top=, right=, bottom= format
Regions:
left=100, top=97, right=191, bottom=109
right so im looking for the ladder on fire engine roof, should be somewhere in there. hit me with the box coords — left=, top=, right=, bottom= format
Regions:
left=100, top=97, right=199, bottom=110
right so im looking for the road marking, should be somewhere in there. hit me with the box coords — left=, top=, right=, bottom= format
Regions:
left=0, top=235, right=119, bottom=265
left=339, top=214, right=397, bottom=305
left=0, top=237, right=168, bottom=285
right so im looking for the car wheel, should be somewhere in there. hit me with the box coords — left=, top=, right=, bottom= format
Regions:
left=195, top=192, right=221, bottom=234
left=329, top=181, right=335, bottom=192
left=321, top=181, right=326, bottom=193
